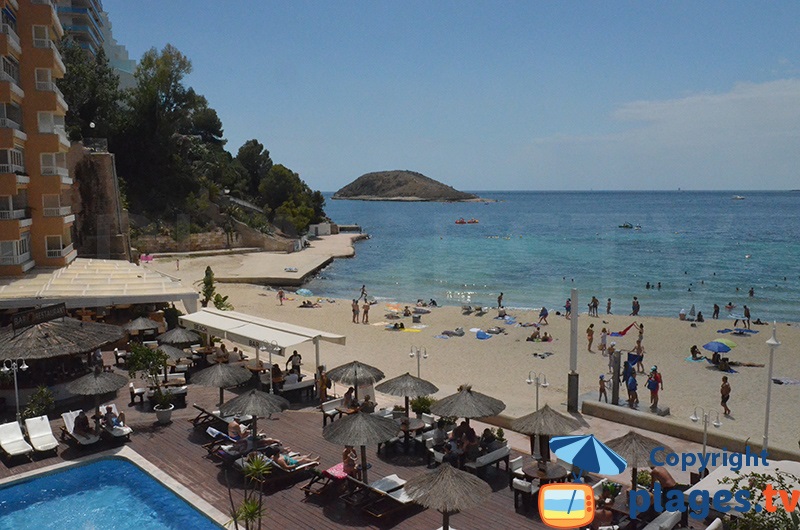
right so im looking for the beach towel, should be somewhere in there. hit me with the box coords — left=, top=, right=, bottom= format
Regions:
left=717, top=329, right=733, bottom=334
left=686, top=356, right=706, bottom=362
left=402, top=328, right=421, bottom=333
left=610, top=323, right=636, bottom=337
left=772, top=378, right=800, bottom=385
left=434, top=335, right=450, bottom=340
left=627, top=352, right=643, bottom=366
left=469, top=327, right=482, bottom=333
left=476, top=331, right=492, bottom=340
left=733, top=328, right=758, bottom=334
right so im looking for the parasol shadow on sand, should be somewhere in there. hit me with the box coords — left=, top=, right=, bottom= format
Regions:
left=156, top=327, right=201, bottom=346
left=405, top=462, right=491, bottom=530
left=322, top=411, right=398, bottom=484
left=66, top=366, right=129, bottom=430
left=191, top=363, right=252, bottom=405
left=0, top=318, right=125, bottom=360
left=430, top=384, right=505, bottom=424
left=374, top=372, right=439, bottom=417
left=220, top=389, right=289, bottom=444
left=326, top=360, right=385, bottom=401
left=605, top=431, right=674, bottom=490
left=511, top=404, right=581, bottom=461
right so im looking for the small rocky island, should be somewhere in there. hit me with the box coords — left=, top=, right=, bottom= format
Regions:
left=332, top=170, right=483, bottom=202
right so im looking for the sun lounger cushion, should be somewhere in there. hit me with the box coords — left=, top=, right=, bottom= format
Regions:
left=0, top=421, right=33, bottom=458
left=24, top=416, right=59, bottom=453
left=102, top=404, right=133, bottom=438
left=61, top=410, right=100, bottom=445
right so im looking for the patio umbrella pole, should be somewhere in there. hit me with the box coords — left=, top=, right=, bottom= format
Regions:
left=361, top=445, right=369, bottom=484
left=405, top=396, right=410, bottom=417
left=442, top=510, right=450, bottom=530
left=219, top=387, right=225, bottom=406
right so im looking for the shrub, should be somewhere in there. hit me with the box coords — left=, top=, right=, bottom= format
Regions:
left=22, top=386, right=55, bottom=419
left=410, top=395, right=436, bottom=415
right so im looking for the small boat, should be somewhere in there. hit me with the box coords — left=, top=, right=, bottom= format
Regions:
left=732, top=195, right=745, bottom=200
left=634, top=225, right=642, bottom=231
left=619, top=223, right=634, bottom=229
left=467, top=218, right=479, bottom=224
left=455, top=218, right=466, bottom=224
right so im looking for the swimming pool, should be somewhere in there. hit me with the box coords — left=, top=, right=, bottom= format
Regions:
left=0, top=457, right=224, bottom=529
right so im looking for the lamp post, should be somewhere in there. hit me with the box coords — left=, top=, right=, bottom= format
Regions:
left=526, top=371, right=549, bottom=412
left=763, top=322, right=780, bottom=452
left=690, top=406, right=721, bottom=474
left=259, top=341, right=280, bottom=394
left=1, top=359, right=28, bottom=425
left=409, top=346, right=427, bottom=378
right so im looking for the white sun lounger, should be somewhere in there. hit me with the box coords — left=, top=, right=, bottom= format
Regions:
left=24, top=415, right=59, bottom=454
left=100, top=403, right=133, bottom=440
left=0, top=421, right=34, bottom=460
left=61, top=410, right=100, bottom=446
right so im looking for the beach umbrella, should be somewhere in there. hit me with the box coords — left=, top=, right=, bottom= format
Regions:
left=150, top=344, right=188, bottom=383
left=322, top=411, right=398, bottom=484
left=191, top=363, right=253, bottom=405
left=405, top=463, right=491, bottom=530
left=511, top=404, right=581, bottom=461
left=327, top=360, right=385, bottom=401
left=606, top=431, right=674, bottom=490
left=66, top=366, right=129, bottom=430
left=430, top=384, right=506, bottom=424
left=549, top=434, right=627, bottom=482
left=0, top=318, right=124, bottom=360
left=122, top=316, right=161, bottom=332
left=702, top=340, right=736, bottom=354
left=375, top=372, right=439, bottom=417
left=156, top=327, right=201, bottom=346
left=220, top=389, right=289, bottom=444
left=296, top=288, right=313, bottom=297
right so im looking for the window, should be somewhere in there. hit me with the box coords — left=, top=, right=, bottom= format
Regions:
left=46, top=235, right=61, bottom=251
left=18, top=233, right=29, bottom=255
left=35, top=67, right=52, bottom=86
left=1, top=8, right=17, bottom=33
left=2, top=55, right=20, bottom=84
left=32, top=25, right=49, bottom=47
left=38, top=111, right=54, bottom=133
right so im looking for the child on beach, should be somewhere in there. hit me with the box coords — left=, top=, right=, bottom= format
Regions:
left=599, top=375, right=608, bottom=403
left=607, top=342, right=617, bottom=373
left=599, top=328, right=608, bottom=354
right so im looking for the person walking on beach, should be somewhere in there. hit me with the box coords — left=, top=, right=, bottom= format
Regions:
left=743, top=305, right=751, bottom=329
left=361, top=301, right=370, bottom=324
left=630, top=296, right=640, bottom=316
left=627, top=372, right=639, bottom=409
left=497, top=292, right=503, bottom=308
left=586, top=324, right=595, bottom=352
left=538, top=306, right=549, bottom=325
left=720, top=376, right=731, bottom=415
left=351, top=299, right=360, bottom=323
left=607, top=298, right=612, bottom=315
left=277, top=289, right=285, bottom=306
left=599, top=327, right=608, bottom=354
left=607, top=342, right=617, bottom=373
left=359, top=285, right=368, bottom=302
left=713, top=304, right=720, bottom=319
left=598, top=375, right=608, bottom=403
left=565, top=298, right=572, bottom=319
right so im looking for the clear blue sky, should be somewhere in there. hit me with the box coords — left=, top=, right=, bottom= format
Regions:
left=103, top=1, right=800, bottom=191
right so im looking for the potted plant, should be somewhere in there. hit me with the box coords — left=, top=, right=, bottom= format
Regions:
left=127, top=343, right=173, bottom=424
left=410, top=396, right=435, bottom=418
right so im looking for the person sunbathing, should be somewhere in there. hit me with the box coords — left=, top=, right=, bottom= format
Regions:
left=228, top=418, right=250, bottom=440
left=74, top=410, right=95, bottom=439
left=263, top=445, right=319, bottom=470
left=690, top=345, right=703, bottom=360
left=102, top=405, right=125, bottom=429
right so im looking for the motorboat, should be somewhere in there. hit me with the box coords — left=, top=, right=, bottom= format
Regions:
left=467, top=218, right=479, bottom=224
left=732, top=195, right=745, bottom=200
left=619, top=222, right=634, bottom=229
left=455, top=218, right=466, bottom=224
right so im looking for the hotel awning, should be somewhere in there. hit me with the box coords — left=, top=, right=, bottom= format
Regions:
left=179, top=308, right=346, bottom=368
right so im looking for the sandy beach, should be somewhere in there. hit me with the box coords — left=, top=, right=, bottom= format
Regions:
left=149, top=247, right=800, bottom=456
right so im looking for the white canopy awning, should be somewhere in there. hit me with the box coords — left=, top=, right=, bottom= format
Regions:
left=179, top=308, right=346, bottom=367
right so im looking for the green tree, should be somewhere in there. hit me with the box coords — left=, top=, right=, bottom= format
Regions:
left=200, top=266, right=216, bottom=308
left=719, top=469, right=800, bottom=529
left=58, top=39, right=122, bottom=140
left=274, top=199, right=314, bottom=236
left=226, top=453, right=271, bottom=529
left=236, top=140, right=273, bottom=198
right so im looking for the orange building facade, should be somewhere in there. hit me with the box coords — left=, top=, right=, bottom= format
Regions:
left=0, top=0, right=75, bottom=276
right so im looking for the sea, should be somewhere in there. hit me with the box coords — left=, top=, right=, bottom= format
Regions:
left=305, top=191, right=800, bottom=323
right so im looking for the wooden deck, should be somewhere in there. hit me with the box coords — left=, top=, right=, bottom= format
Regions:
left=0, top=383, right=550, bottom=530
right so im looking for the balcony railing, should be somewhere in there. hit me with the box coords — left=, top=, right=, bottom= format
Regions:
left=0, top=251, right=30, bottom=265
left=33, top=39, right=66, bottom=73
left=43, top=205, right=71, bottom=217
left=36, top=80, right=66, bottom=100
left=47, top=243, right=72, bottom=258
left=0, top=118, right=21, bottom=131
left=1, top=24, right=21, bottom=52
left=0, top=163, right=25, bottom=174
left=0, top=209, right=26, bottom=220
left=41, top=165, right=69, bottom=177
left=31, top=0, right=54, bottom=6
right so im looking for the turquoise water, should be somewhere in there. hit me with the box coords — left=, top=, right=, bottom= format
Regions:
left=0, top=459, right=222, bottom=530
left=309, top=191, right=800, bottom=322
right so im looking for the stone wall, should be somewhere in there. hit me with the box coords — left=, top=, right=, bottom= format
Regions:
left=132, top=227, right=294, bottom=254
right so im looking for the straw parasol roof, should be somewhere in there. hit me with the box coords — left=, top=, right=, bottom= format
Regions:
left=405, top=463, right=491, bottom=530
left=430, top=384, right=506, bottom=421
left=0, top=318, right=124, bottom=360
left=191, top=363, right=252, bottom=405
left=122, top=316, right=161, bottom=332
left=322, top=411, right=398, bottom=484
left=606, top=431, right=674, bottom=489
left=327, top=360, right=385, bottom=400
left=157, top=327, right=201, bottom=346
left=66, top=367, right=129, bottom=396
left=375, top=372, right=439, bottom=417
left=157, top=344, right=188, bottom=362
left=511, top=404, right=581, bottom=435
left=220, top=389, right=289, bottom=443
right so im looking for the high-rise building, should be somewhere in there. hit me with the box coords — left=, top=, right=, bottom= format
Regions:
left=0, top=0, right=75, bottom=276
left=98, top=10, right=134, bottom=89
left=54, top=0, right=102, bottom=57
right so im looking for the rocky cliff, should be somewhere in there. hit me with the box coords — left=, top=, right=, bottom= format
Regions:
left=332, top=170, right=479, bottom=202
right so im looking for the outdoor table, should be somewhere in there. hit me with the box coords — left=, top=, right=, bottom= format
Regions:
left=150, top=378, right=186, bottom=388
left=246, top=362, right=267, bottom=374
left=600, top=489, right=642, bottom=529
left=522, top=461, right=568, bottom=485
left=335, top=406, right=359, bottom=416
left=395, top=416, right=425, bottom=452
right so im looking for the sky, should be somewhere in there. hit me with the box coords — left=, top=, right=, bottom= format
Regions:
left=102, top=1, right=800, bottom=192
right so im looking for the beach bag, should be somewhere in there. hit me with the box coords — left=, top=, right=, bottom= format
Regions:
left=647, top=378, right=658, bottom=391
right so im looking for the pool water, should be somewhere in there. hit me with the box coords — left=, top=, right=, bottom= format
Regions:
left=0, top=458, right=223, bottom=529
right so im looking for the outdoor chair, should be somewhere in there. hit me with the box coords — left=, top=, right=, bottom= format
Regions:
left=234, top=451, right=318, bottom=487
left=420, top=413, right=435, bottom=430
left=60, top=410, right=100, bottom=446
left=24, top=415, right=59, bottom=455
left=113, top=348, right=128, bottom=366
left=0, top=421, right=34, bottom=461
left=301, top=462, right=349, bottom=497
left=341, top=474, right=407, bottom=508
left=321, top=397, right=344, bottom=426
left=202, top=426, right=238, bottom=455
left=100, top=403, right=133, bottom=441
left=512, top=477, right=538, bottom=512
left=463, top=443, right=510, bottom=478
left=361, top=486, right=415, bottom=518
left=508, top=456, right=526, bottom=488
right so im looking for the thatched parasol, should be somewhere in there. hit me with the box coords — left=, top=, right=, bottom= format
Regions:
left=511, top=404, right=581, bottom=461
left=375, top=372, right=439, bottom=417
left=405, top=463, right=491, bottom=530
left=0, top=318, right=124, bottom=360
left=220, top=389, right=289, bottom=444
left=157, top=327, right=201, bottom=346
left=430, top=384, right=506, bottom=424
left=191, top=363, right=252, bottom=405
left=66, top=366, right=129, bottom=430
left=327, top=360, right=385, bottom=401
left=323, top=411, right=398, bottom=484
left=122, top=316, right=161, bottom=332
left=605, top=431, right=674, bottom=490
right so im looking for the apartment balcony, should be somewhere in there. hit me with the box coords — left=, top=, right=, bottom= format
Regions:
left=0, top=251, right=31, bottom=266
left=7, top=0, right=18, bottom=11
left=56, top=5, right=104, bottom=43
left=35, top=81, right=68, bottom=110
left=47, top=242, right=74, bottom=259
left=31, top=0, right=64, bottom=38
left=0, top=163, right=25, bottom=175
left=0, top=71, right=24, bottom=100
left=33, top=38, right=66, bottom=76
left=0, top=24, right=22, bottom=56
left=37, top=126, right=69, bottom=151
left=43, top=205, right=71, bottom=217
left=0, top=119, right=27, bottom=144
left=40, top=165, right=69, bottom=178
left=0, top=208, right=27, bottom=220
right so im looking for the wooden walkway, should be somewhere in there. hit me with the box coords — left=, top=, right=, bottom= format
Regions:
left=0, top=384, right=550, bottom=530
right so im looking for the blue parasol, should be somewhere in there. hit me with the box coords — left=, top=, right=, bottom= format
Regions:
left=549, top=434, right=627, bottom=480
left=702, top=341, right=732, bottom=353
